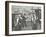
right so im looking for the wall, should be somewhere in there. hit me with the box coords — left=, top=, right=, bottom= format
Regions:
left=0, top=0, right=46, bottom=37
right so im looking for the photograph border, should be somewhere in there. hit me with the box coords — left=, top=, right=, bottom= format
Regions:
left=5, top=1, right=45, bottom=36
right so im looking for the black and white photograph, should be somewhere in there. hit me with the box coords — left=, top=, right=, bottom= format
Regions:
left=5, top=1, right=45, bottom=36
left=12, top=5, right=41, bottom=31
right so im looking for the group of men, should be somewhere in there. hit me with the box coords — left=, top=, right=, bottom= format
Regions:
left=12, top=9, right=41, bottom=31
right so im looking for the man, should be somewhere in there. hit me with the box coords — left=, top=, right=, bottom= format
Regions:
left=21, top=14, right=27, bottom=27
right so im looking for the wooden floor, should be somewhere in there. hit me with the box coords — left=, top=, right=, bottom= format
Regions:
left=12, top=21, right=41, bottom=31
